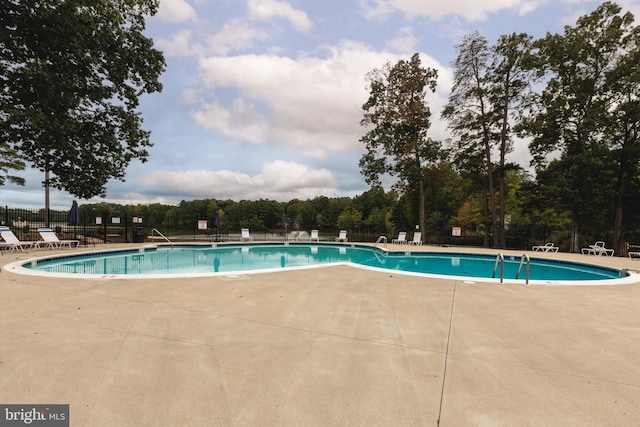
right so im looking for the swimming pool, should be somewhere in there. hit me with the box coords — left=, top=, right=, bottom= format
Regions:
left=12, top=243, right=635, bottom=285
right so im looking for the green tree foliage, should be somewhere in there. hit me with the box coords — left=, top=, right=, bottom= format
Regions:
left=0, top=141, right=25, bottom=186
left=523, top=1, right=638, bottom=253
left=443, top=31, right=533, bottom=248
left=0, top=0, right=165, bottom=198
left=351, top=186, right=397, bottom=234
left=490, top=33, right=535, bottom=247
left=442, top=32, right=498, bottom=246
left=359, top=53, right=441, bottom=242
left=336, top=207, right=363, bottom=231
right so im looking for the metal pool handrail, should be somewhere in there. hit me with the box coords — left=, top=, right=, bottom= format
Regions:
left=516, top=253, right=531, bottom=285
left=375, top=235, right=387, bottom=248
left=151, top=228, right=172, bottom=246
left=493, top=253, right=504, bottom=283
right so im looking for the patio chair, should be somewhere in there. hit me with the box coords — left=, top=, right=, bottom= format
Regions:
left=37, top=228, right=79, bottom=249
left=0, top=226, right=39, bottom=252
left=392, top=231, right=407, bottom=244
left=581, top=241, right=614, bottom=256
left=240, top=228, right=253, bottom=241
left=335, top=230, right=348, bottom=242
left=532, top=242, right=559, bottom=252
left=309, top=229, right=319, bottom=242
left=409, top=232, right=422, bottom=245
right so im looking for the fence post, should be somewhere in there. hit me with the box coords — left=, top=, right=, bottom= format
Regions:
left=103, top=213, right=108, bottom=243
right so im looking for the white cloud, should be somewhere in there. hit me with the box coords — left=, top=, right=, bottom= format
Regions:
left=88, top=193, right=179, bottom=207
left=204, top=19, right=271, bottom=55
left=157, top=0, right=197, bottom=23
left=385, top=26, right=419, bottom=53
left=247, top=0, right=314, bottom=33
left=135, top=161, right=338, bottom=201
left=155, top=30, right=199, bottom=57
left=359, top=0, right=550, bottom=22
left=190, top=42, right=450, bottom=158
left=190, top=98, right=270, bottom=144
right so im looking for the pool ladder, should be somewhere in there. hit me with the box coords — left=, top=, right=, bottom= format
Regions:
left=492, top=253, right=531, bottom=285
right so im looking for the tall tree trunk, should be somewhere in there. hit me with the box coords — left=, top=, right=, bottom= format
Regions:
left=44, top=168, right=50, bottom=228
left=570, top=211, right=579, bottom=253
left=498, top=172, right=506, bottom=248
left=484, top=142, right=498, bottom=248
left=613, top=150, right=632, bottom=257
left=614, top=198, right=624, bottom=257
left=418, top=178, right=426, bottom=243
left=483, top=188, right=491, bottom=248
left=498, top=87, right=509, bottom=249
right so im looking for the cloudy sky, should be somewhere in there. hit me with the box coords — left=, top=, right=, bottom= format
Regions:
left=4, top=0, right=640, bottom=209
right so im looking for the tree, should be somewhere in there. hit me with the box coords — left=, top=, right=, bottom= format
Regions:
left=489, top=32, right=535, bottom=248
left=359, top=53, right=441, bottom=242
left=442, top=32, right=498, bottom=247
left=524, top=1, right=636, bottom=253
left=602, top=8, right=640, bottom=255
left=352, top=186, right=397, bottom=234
left=336, top=207, right=363, bottom=232
left=443, top=31, right=534, bottom=248
left=0, top=0, right=165, bottom=198
left=0, top=141, right=25, bottom=186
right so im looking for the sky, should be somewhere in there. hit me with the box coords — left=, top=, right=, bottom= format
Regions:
left=4, top=0, right=640, bottom=209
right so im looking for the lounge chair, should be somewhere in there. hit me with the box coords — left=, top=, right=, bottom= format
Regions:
left=335, top=230, right=348, bottom=242
left=581, top=241, right=614, bottom=256
left=288, top=231, right=300, bottom=241
left=309, top=229, right=319, bottom=242
left=409, top=232, right=422, bottom=245
left=391, top=231, right=407, bottom=244
left=0, top=226, right=39, bottom=252
left=532, top=242, right=559, bottom=252
left=37, top=228, right=79, bottom=249
left=240, top=228, right=253, bottom=241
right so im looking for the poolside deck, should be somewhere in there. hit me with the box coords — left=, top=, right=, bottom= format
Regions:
left=1, top=243, right=640, bottom=426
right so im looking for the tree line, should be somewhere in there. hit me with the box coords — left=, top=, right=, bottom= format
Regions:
left=360, top=2, right=640, bottom=254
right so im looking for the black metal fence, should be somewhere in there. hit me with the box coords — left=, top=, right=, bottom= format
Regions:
left=2, top=206, right=638, bottom=255
left=0, top=206, right=140, bottom=245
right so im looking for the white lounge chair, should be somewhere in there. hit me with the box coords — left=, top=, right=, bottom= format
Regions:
left=240, top=228, right=253, bottom=241
left=532, top=242, right=559, bottom=252
left=309, top=229, right=319, bottom=242
left=0, top=226, right=39, bottom=252
left=37, top=228, right=79, bottom=249
left=335, top=230, right=348, bottom=242
left=288, top=231, right=300, bottom=241
left=409, top=232, right=422, bottom=245
left=392, top=231, right=407, bottom=244
left=581, top=241, right=614, bottom=256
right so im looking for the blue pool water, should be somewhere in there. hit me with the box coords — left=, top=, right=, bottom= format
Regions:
left=23, top=243, right=626, bottom=282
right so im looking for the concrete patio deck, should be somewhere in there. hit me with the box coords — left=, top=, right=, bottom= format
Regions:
left=1, top=244, right=640, bottom=426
